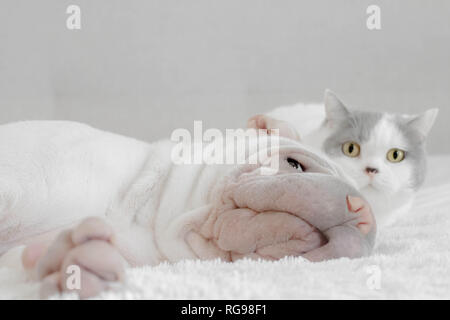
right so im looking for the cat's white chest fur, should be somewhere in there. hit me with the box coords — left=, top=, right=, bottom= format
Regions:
left=359, top=186, right=414, bottom=226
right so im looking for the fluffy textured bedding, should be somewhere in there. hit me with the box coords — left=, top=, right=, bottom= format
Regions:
left=1, top=155, right=449, bottom=300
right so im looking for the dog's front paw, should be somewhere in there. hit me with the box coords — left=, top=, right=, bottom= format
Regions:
left=26, top=217, right=126, bottom=299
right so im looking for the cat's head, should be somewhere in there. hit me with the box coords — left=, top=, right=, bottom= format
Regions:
left=321, top=90, right=438, bottom=194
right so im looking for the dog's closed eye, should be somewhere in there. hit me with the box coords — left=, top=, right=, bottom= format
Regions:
left=287, top=158, right=305, bottom=171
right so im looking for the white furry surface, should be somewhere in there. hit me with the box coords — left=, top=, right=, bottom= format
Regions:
left=1, top=155, right=449, bottom=300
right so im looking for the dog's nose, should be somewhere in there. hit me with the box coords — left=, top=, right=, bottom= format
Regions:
left=365, top=167, right=379, bottom=175
left=346, top=196, right=374, bottom=235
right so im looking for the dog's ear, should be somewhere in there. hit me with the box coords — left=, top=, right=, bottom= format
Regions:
left=247, top=114, right=301, bottom=141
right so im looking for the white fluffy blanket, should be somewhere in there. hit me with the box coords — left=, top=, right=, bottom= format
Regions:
left=1, top=155, right=449, bottom=300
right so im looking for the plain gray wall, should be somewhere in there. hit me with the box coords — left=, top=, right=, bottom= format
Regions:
left=1, top=0, right=449, bottom=152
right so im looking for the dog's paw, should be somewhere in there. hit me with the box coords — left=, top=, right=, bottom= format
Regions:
left=26, top=217, right=126, bottom=299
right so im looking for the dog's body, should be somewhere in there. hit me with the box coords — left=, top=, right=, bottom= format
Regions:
left=0, top=121, right=152, bottom=257
left=0, top=121, right=376, bottom=298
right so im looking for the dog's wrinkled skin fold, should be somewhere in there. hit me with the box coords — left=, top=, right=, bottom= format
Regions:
left=0, top=121, right=376, bottom=298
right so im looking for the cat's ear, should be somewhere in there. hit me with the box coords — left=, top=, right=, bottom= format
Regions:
left=324, top=89, right=350, bottom=126
left=407, top=108, right=439, bottom=141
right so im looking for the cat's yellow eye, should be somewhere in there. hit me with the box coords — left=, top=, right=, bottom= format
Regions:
left=387, top=148, right=405, bottom=163
left=342, top=141, right=360, bottom=158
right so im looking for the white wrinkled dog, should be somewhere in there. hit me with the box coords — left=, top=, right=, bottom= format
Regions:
left=0, top=120, right=375, bottom=298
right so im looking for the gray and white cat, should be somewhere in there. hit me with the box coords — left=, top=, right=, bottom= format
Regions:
left=248, top=90, right=438, bottom=226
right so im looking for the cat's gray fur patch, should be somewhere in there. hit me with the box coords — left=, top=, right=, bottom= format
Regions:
left=323, top=110, right=382, bottom=157
left=394, top=115, right=427, bottom=189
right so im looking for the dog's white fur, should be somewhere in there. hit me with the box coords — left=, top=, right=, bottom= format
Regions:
left=0, top=121, right=214, bottom=266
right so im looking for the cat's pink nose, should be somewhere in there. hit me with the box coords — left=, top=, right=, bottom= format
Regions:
left=365, top=167, right=379, bottom=177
